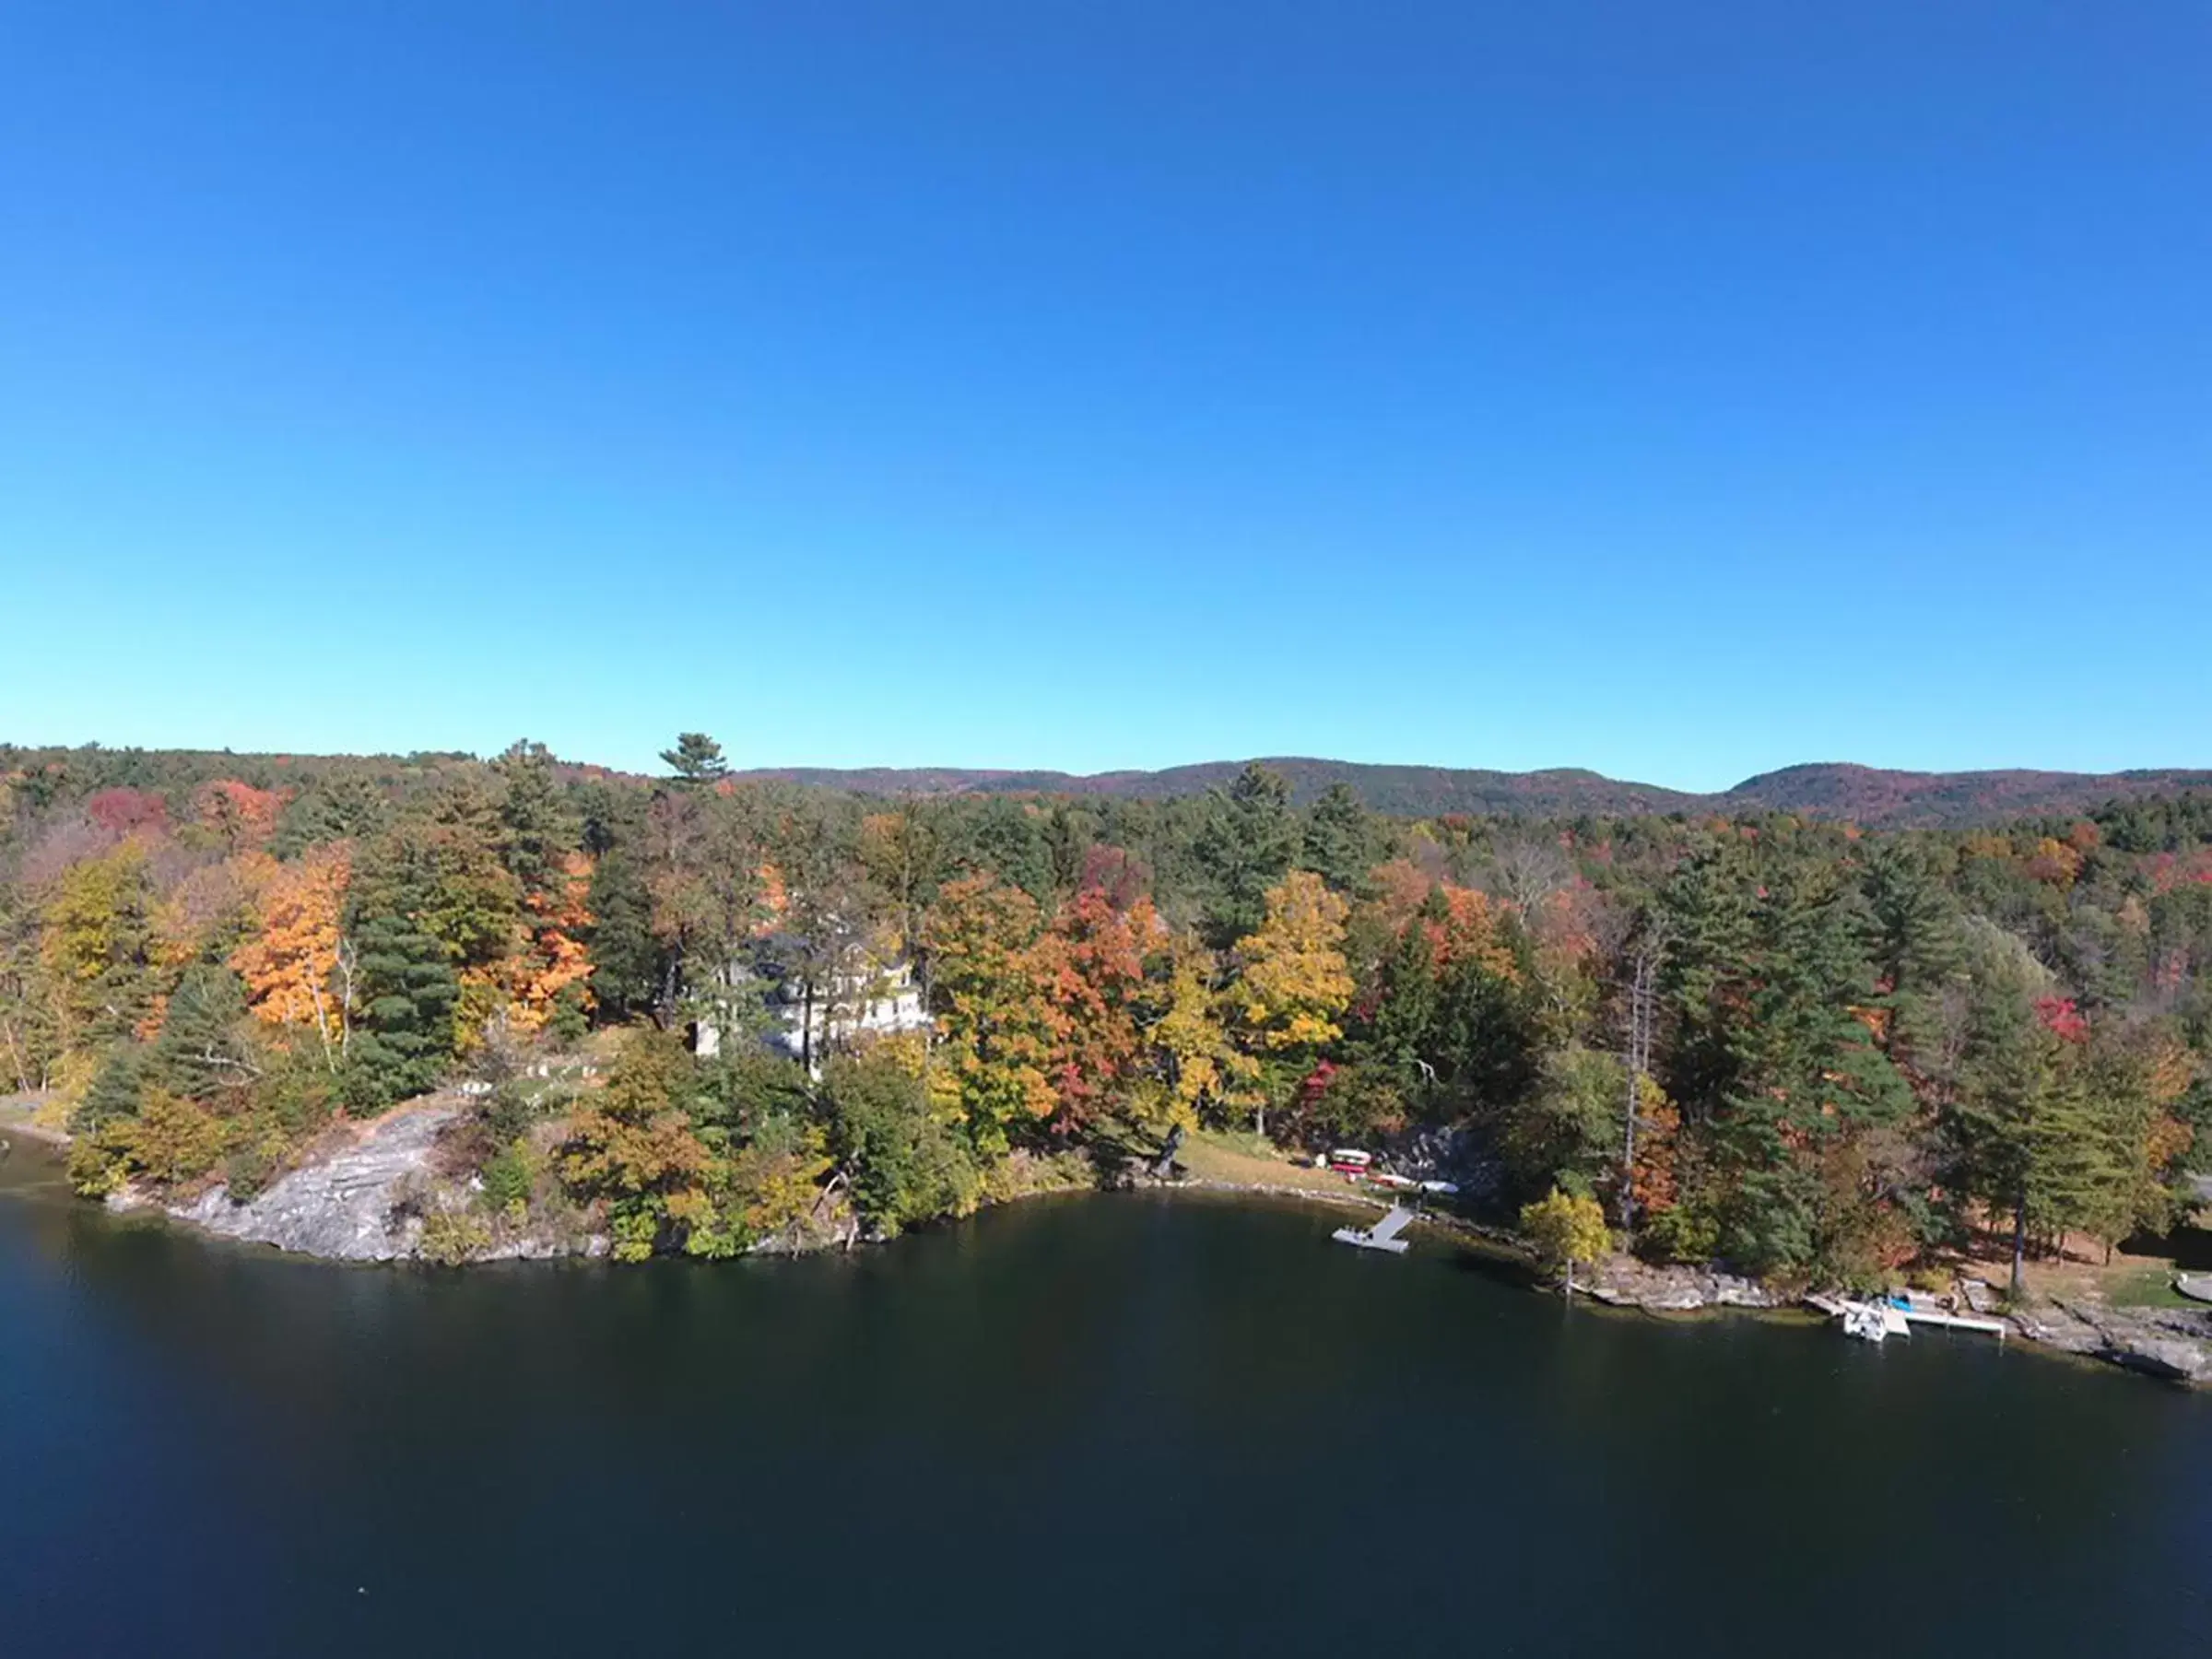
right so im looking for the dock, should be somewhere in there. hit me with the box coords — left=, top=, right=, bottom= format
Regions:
left=1332, top=1205, right=1415, bottom=1255
left=1896, top=1305, right=2008, bottom=1337
left=1808, top=1292, right=2008, bottom=1342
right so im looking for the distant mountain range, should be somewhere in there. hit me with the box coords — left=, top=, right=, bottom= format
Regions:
left=728, top=759, right=2212, bottom=828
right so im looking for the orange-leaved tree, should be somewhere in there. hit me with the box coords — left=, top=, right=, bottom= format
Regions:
left=229, top=842, right=352, bottom=1069
left=1035, top=884, right=1165, bottom=1125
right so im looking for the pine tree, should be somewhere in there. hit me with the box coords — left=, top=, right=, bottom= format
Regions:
left=1302, top=783, right=1377, bottom=894
left=1194, top=763, right=1299, bottom=947
left=493, top=739, right=577, bottom=899
left=1862, top=838, right=1965, bottom=1069
left=659, top=732, right=729, bottom=785
left=150, top=964, right=257, bottom=1101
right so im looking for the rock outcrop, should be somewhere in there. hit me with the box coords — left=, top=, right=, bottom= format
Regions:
left=1583, top=1256, right=1780, bottom=1312
left=121, top=1102, right=460, bottom=1262
left=2011, top=1298, right=2212, bottom=1387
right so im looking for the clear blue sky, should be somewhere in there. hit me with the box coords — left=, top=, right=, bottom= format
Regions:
left=3, top=3, right=2206, bottom=791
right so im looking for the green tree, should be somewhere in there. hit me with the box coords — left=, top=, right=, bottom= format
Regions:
left=149, top=964, right=259, bottom=1102
left=818, top=1050, right=979, bottom=1236
left=1194, top=764, right=1299, bottom=947
left=1862, top=838, right=1964, bottom=1069
left=660, top=732, right=729, bottom=785
left=556, top=1028, right=714, bottom=1260
left=493, top=738, right=578, bottom=899
left=1302, top=782, right=1378, bottom=894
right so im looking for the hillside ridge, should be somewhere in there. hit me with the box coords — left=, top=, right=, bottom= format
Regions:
left=729, top=757, right=2212, bottom=828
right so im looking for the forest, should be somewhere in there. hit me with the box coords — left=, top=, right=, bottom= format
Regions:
left=3, top=736, right=2208, bottom=1288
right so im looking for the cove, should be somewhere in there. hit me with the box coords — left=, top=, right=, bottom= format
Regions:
left=2, top=1149, right=2207, bottom=1657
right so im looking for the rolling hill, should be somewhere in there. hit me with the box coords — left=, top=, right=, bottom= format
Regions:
left=729, top=758, right=2212, bottom=828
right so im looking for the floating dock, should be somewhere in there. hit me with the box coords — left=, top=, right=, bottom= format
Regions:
left=1332, top=1205, right=1415, bottom=1255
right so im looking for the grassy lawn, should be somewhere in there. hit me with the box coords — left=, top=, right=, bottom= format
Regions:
left=1174, top=1128, right=1371, bottom=1198
left=2102, top=1261, right=2195, bottom=1311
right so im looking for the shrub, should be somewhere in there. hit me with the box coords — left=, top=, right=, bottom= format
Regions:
left=225, top=1144, right=277, bottom=1201
left=418, top=1207, right=492, bottom=1266
left=479, top=1145, right=534, bottom=1213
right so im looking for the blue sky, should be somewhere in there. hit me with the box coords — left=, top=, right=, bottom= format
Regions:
left=2, top=3, right=2206, bottom=792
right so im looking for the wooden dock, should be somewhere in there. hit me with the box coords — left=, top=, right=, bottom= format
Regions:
left=1807, top=1292, right=2008, bottom=1340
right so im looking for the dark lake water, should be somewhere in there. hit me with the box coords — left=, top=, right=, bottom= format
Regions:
left=3, top=1143, right=2207, bottom=1657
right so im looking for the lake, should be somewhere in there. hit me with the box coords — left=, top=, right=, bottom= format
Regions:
left=2, top=1143, right=2206, bottom=1656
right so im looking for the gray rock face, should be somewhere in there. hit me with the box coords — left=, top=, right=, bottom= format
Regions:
left=163, top=1105, right=459, bottom=1261
left=1583, top=1258, right=1781, bottom=1312
left=2030, top=1299, right=2212, bottom=1388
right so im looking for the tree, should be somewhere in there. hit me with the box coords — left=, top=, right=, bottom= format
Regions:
left=501, top=848, right=594, bottom=1039
left=660, top=732, right=729, bottom=785
left=923, top=875, right=1059, bottom=1154
left=1712, top=858, right=1913, bottom=1278
left=1503, top=1043, right=1623, bottom=1200
left=1862, top=838, right=1964, bottom=1070
left=1035, top=886, right=1163, bottom=1124
left=1194, top=764, right=1299, bottom=947
left=557, top=1028, right=715, bottom=1260
left=1138, top=935, right=1251, bottom=1132
left=40, top=841, right=158, bottom=1048
left=229, top=842, right=351, bottom=1066
left=1227, top=871, right=1352, bottom=1136
left=583, top=841, right=661, bottom=1023
left=1520, top=1186, right=1611, bottom=1297
left=343, top=821, right=474, bottom=1108
left=150, top=964, right=260, bottom=1102
left=817, top=1049, right=979, bottom=1236
left=492, top=740, right=577, bottom=899
left=1302, top=783, right=1378, bottom=894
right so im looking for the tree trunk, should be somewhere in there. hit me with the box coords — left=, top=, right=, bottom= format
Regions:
left=2010, top=1190, right=2028, bottom=1300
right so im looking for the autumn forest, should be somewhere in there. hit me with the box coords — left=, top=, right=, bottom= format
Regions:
left=4, top=736, right=2208, bottom=1288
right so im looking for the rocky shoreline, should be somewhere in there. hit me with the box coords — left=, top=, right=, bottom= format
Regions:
left=63, top=1114, right=2212, bottom=1390
left=1581, top=1253, right=2209, bottom=1388
left=106, top=1099, right=603, bottom=1264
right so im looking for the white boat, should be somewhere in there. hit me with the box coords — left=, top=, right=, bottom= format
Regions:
left=1836, top=1299, right=1912, bottom=1342
left=1332, top=1205, right=1415, bottom=1255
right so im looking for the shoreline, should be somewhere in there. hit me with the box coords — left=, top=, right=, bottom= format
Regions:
left=9, top=1126, right=2205, bottom=1389
left=0, top=1116, right=71, bottom=1150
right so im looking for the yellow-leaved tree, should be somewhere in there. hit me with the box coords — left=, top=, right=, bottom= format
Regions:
left=922, top=875, right=1060, bottom=1154
left=1520, top=1187, right=1612, bottom=1298
left=1128, top=935, right=1252, bottom=1134
left=1226, top=870, right=1352, bottom=1137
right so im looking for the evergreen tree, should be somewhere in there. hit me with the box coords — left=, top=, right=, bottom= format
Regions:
left=1862, top=838, right=1964, bottom=1067
left=660, top=732, right=729, bottom=785
left=583, top=844, right=662, bottom=1022
left=493, top=738, right=577, bottom=898
left=343, top=822, right=468, bottom=1108
left=1194, top=763, right=1299, bottom=947
left=968, top=797, right=1053, bottom=903
left=272, top=772, right=388, bottom=855
left=344, top=910, right=459, bottom=1110
left=1303, top=782, right=1378, bottom=894
left=1712, top=858, right=1912, bottom=1277
left=71, top=1043, right=147, bottom=1133
left=150, top=964, right=257, bottom=1102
